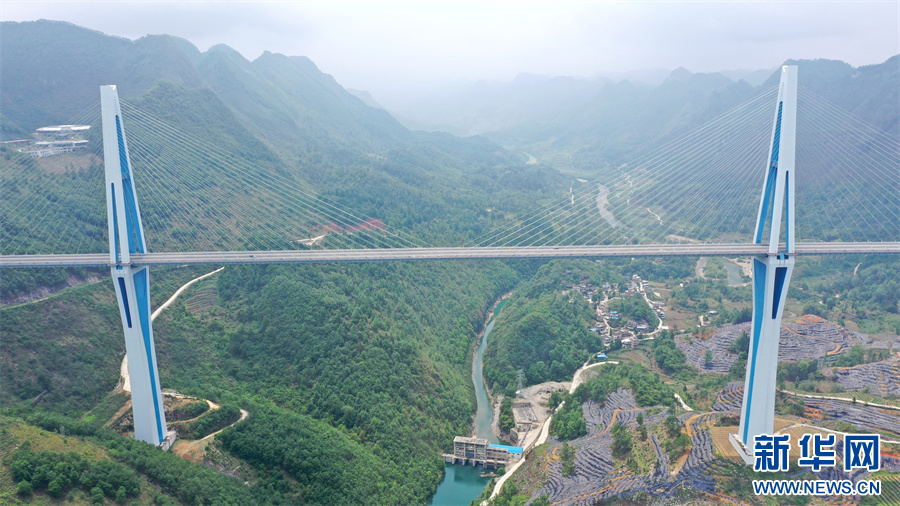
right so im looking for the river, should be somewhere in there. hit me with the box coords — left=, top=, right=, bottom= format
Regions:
left=596, top=184, right=624, bottom=229
left=429, top=297, right=508, bottom=505
left=722, top=259, right=744, bottom=286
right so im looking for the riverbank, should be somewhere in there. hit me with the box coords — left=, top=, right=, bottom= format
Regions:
left=429, top=292, right=514, bottom=505
left=470, top=292, right=514, bottom=440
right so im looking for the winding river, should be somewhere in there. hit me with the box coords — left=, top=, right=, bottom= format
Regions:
left=429, top=298, right=508, bottom=505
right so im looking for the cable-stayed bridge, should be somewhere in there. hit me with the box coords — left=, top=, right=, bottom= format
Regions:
left=1, top=68, right=897, bottom=457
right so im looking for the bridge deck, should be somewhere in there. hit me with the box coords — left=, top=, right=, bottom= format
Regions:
left=1, top=243, right=897, bottom=268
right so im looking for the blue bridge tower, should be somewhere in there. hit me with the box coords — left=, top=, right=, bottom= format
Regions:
left=101, top=85, right=169, bottom=447
left=733, top=66, right=798, bottom=463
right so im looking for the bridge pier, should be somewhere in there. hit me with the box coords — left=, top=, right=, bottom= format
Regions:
left=101, top=85, right=168, bottom=446
left=735, top=66, right=798, bottom=463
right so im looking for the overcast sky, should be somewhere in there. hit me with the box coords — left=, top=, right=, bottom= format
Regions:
left=3, top=1, right=898, bottom=100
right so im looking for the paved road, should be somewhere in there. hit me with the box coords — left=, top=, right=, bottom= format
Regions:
left=3, top=242, right=898, bottom=268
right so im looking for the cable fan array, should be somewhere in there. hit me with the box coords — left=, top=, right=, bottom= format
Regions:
left=1, top=85, right=896, bottom=257
left=473, top=86, right=898, bottom=248
left=118, top=102, right=428, bottom=252
left=1, top=101, right=429, bottom=255
left=0, top=101, right=107, bottom=256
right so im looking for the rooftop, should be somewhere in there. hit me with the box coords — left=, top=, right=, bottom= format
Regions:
left=36, top=125, right=90, bottom=133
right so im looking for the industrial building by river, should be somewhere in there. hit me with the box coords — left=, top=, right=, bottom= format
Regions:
left=443, top=436, right=523, bottom=469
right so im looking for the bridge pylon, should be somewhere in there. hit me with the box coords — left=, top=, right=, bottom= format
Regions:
left=733, top=66, right=798, bottom=464
left=101, top=85, right=169, bottom=447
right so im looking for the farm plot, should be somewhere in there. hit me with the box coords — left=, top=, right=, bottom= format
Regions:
left=805, top=398, right=900, bottom=437
left=531, top=390, right=727, bottom=506
left=711, top=382, right=743, bottom=413
left=675, top=324, right=744, bottom=373
left=824, top=358, right=900, bottom=397
left=780, top=318, right=869, bottom=360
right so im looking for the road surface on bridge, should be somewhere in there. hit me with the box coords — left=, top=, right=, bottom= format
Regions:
left=1, top=242, right=897, bottom=269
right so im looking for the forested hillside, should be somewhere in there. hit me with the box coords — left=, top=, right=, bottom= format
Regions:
left=0, top=20, right=566, bottom=504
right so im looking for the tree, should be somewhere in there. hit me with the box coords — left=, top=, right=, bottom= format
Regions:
left=665, top=415, right=682, bottom=438
left=611, top=423, right=632, bottom=458
left=527, top=361, right=550, bottom=384
left=802, top=303, right=827, bottom=318
left=703, top=350, right=713, bottom=367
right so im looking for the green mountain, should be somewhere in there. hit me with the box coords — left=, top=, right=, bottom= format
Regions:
left=0, top=21, right=205, bottom=136
left=385, top=57, right=898, bottom=170
left=1, top=20, right=405, bottom=155
left=0, top=19, right=566, bottom=505
left=1, top=19, right=897, bottom=505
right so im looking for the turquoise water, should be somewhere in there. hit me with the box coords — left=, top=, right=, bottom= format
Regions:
left=429, top=297, right=508, bottom=505
left=429, top=464, right=492, bottom=506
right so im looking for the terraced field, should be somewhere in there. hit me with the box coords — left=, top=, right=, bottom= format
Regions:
left=675, top=324, right=745, bottom=373
left=711, top=382, right=743, bottom=413
left=675, top=317, right=894, bottom=375
left=184, top=285, right=217, bottom=316
left=530, top=389, right=726, bottom=505
left=804, top=398, right=900, bottom=438
left=525, top=379, right=900, bottom=505
left=824, top=358, right=900, bottom=397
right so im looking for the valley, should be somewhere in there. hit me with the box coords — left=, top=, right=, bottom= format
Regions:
left=1, top=18, right=898, bottom=506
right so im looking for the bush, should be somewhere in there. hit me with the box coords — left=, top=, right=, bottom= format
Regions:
left=175, top=404, right=241, bottom=439
left=17, top=480, right=32, bottom=496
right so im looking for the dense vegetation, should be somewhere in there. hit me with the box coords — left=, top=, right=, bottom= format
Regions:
left=549, top=394, right=587, bottom=441
left=168, top=400, right=209, bottom=421
left=652, top=330, right=695, bottom=380
left=498, top=396, right=515, bottom=433
left=17, top=411, right=259, bottom=504
left=0, top=281, right=123, bottom=414
left=172, top=404, right=241, bottom=440
left=204, top=261, right=523, bottom=500
left=793, top=256, right=900, bottom=334
left=832, top=344, right=891, bottom=368
left=218, top=403, right=419, bottom=504
left=10, top=442, right=140, bottom=502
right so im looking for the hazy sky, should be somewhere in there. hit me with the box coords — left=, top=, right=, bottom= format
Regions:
left=3, top=1, right=898, bottom=99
